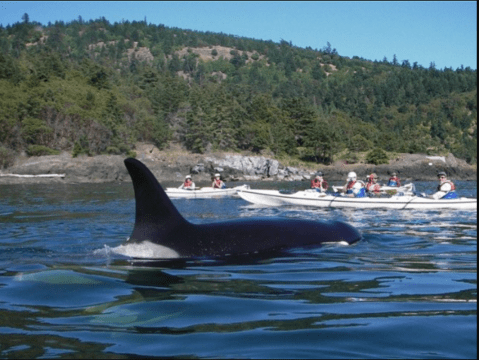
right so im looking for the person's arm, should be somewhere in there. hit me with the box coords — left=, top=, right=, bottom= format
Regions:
left=430, top=183, right=451, bottom=199
left=431, top=190, right=446, bottom=199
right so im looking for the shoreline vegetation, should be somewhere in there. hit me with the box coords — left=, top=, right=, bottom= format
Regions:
left=0, top=142, right=476, bottom=185
left=0, top=16, right=476, bottom=185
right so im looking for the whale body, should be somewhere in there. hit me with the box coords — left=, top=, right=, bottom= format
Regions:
left=123, top=158, right=361, bottom=259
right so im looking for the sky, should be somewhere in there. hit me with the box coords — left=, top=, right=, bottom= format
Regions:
left=0, top=1, right=476, bottom=70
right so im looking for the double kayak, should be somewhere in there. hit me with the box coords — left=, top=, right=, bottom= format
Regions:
left=165, top=185, right=250, bottom=199
left=237, top=188, right=477, bottom=210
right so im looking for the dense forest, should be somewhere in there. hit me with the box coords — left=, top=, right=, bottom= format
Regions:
left=0, top=15, right=476, bottom=169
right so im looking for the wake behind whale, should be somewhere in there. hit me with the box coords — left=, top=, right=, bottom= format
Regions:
left=116, top=158, right=361, bottom=259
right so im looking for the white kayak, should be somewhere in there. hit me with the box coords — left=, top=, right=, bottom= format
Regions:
left=165, top=185, right=250, bottom=199
left=237, top=188, right=477, bottom=210
left=332, top=183, right=415, bottom=195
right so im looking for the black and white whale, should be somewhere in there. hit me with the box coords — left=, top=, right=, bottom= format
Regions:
left=119, top=158, right=361, bottom=259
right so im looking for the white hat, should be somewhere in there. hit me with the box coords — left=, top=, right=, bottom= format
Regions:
left=185, top=175, right=191, bottom=179
left=347, top=172, right=357, bottom=179
left=215, top=173, right=221, bottom=177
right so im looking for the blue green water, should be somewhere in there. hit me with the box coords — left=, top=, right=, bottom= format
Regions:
left=0, top=181, right=476, bottom=358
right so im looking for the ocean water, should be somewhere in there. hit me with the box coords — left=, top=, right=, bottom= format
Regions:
left=0, top=180, right=476, bottom=359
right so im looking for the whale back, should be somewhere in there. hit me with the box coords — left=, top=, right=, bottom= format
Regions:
left=124, top=158, right=361, bottom=259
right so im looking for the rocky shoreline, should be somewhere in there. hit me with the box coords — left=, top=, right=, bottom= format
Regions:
left=0, top=143, right=476, bottom=185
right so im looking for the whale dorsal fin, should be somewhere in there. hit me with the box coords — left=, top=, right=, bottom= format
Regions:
left=124, top=158, right=188, bottom=242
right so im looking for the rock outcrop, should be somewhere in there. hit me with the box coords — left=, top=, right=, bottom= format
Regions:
left=0, top=146, right=476, bottom=185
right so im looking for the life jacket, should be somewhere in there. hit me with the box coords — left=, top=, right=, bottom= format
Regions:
left=311, top=179, right=328, bottom=190
left=437, top=180, right=455, bottom=192
left=387, top=176, right=401, bottom=187
left=184, top=179, right=192, bottom=188
left=213, top=179, right=223, bottom=188
left=366, top=182, right=381, bottom=193
left=437, top=180, right=456, bottom=199
left=346, top=180, right=356, bottom=191
left=346, top=180, right=364, bottom=195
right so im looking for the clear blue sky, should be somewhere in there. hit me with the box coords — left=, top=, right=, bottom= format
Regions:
left=1, top=1, right=476, bottom=70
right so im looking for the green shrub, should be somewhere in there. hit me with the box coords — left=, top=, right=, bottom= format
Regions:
left=26, top=145, right=60, bottom=157
left=106, top=146, right=121, bottom=155
left=0, top=146, right=16, bottom=169
left=344, top=151, right=359, bottom=164
left=350, top=134, right=373, bottom=152
left=72, top=141, right=90, bottom=157
left=366, top=148, right=389, bottom=165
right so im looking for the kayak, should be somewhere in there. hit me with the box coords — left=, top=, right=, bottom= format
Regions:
left=332, top=183, right=415, bottom=195
left=165, top=184, right=250, bottom=199
left=237, top=188, right=477, bottom=210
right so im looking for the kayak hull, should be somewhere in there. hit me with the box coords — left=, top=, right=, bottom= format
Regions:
left=166, top=185, right=249, bottom=199
left=237, top=189, right=477, bottom=210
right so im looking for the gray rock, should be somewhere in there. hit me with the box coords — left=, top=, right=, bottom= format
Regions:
left=0, top=151, right=475, bottom=185
left=191, top=163, right=205, bottom=174
left=268, top=159, right=279, bottom=176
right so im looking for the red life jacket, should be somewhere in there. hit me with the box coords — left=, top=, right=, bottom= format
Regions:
left=438, top=180, right=455, bottom=191
left=213, top=179, right=223, bottom=188
left=366, top=182, right=381, bottom=193
left=184, top=179, right=192, bottom=187
left=347, top=180, right=356, bottom=190
left=388, top=176, right=401, bottom=186
left=311, top=179, right=328, bottom=189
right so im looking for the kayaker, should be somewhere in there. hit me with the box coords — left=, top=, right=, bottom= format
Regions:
left=342, top=171, right=366, bottom=197
left=212, top=173, right=226, bottom=189
left=179, top=175, right=196, bottom=190
left=430, top=172, right=457, bottom=199
left=387, top=172, right=401, bottom=187
left=366, top=173, right=381, bottom=196
left=310, top=172, right=329, bottom=192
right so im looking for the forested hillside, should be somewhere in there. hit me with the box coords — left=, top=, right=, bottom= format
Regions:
left=0, top=15, right=476, bottom=168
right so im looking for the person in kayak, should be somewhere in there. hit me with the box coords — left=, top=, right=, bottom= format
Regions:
left=212, top=173, right=226, bottom=189
left=342, top=172, right=366, bottom=197
left=430, top=172, right=457, bottom=199
left=387, top=172, right=401, bottom=187
left=310, top=172, right=329, bottom=192
left=366, top=173, right=381, bottom=196
left=179, top=175, right=196, bottom=190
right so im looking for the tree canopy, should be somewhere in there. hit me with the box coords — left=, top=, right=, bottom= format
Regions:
left=0, top=14, right=476, bottom=166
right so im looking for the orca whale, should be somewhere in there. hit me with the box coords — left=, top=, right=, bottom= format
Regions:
left=123, top=158, right=361, bottom=259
